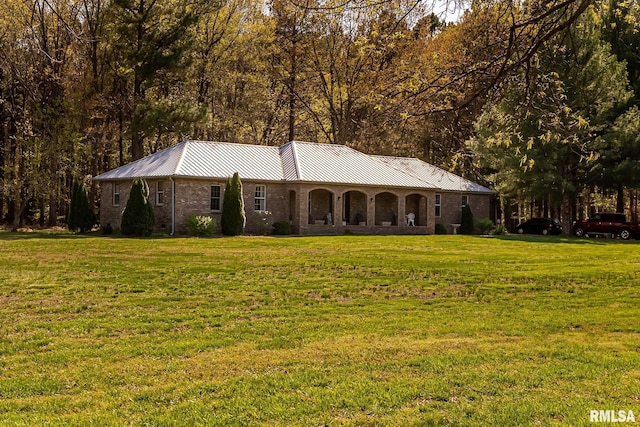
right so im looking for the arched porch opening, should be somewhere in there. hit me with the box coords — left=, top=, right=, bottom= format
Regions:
left=308, top=189, right=334, bottom=224
left=342, top=190, right=368, bottom=225
left=375, top=192, right=398, bottom=226
left=405, top=193, right=427, bottom=226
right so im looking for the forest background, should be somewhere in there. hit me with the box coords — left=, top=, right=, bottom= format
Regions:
left=1, top=0, right=638, bottom=231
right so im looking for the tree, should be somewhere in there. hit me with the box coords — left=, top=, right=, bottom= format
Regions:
left=110, top=0, right=200, bottom=160
left=121, top=178, right=154, bottom=236
left=221, top=172, right=245, bottom=236
left=460, top=204, right=474, bottom=234
left=68, top=179, right=96, bottom=233
left=469, top=8, right=633, bottom=230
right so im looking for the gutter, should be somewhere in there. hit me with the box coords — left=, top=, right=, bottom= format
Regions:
left=170, top=177, right=175, bottom=236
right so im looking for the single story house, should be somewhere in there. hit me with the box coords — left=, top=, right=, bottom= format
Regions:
left=94, top=140, right=494, bottom=235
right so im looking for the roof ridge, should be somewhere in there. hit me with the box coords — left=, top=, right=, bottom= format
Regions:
left=289, top=142, right=304, bottom=181
left=188, top=139, right=280, bottom=150
left=174, top=140, right=190, bottom=175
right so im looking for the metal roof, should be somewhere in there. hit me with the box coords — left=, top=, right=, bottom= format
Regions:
left=281, top=141, right=436, bottom=189
left=95, top=140, right=283, bottom=181
left=94, top=140, right=491, bottom=193
left=374, top=155, right=494, bottom=194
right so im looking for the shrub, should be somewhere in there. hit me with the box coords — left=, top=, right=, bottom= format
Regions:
left=121, top=178, right=154, bottom=236
left=435, top=223, right=448, bottom=235
left=68, top=179, right=96, bottom=233
left=187, top=214, right=217, bottom=237
left=272, top=221, right=292, bottom=235
left=221, top=172, right=245, bottom=236
left=476, top=218, right=494, bottom=235
left=101, top=223, right=114, bottom=235
left=492, top=223, right=508, bottom=235
left=460, top=204, right=474, bottom=234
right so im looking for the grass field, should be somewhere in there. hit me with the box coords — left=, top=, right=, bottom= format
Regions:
left=0, top=232, right=638, bottom=426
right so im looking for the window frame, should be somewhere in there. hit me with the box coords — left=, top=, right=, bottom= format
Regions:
left=210, top=185, right=221, bottom=211
left=461, top=194, right=469, bottom=208
left=156, top=181, right=164, bottom=206
left=435, top=193, right=441, bottom=218
left=113, top=183, right=120, bottom=206
left=254, top=185, right=267, bottom=211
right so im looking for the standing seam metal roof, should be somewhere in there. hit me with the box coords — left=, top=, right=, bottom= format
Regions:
left=374, top=155, right=494, bottom=194
left=282, top=141, right=436, bottom=189
left=94, top=140, right=491, bottom=193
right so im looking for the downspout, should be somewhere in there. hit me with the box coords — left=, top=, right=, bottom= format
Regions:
left=170, top=177, right=175, bottom=236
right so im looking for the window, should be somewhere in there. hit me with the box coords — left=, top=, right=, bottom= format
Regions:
left=435, top=194, right=441, bottom=217
left=210, top=185, right=221, bottom=211
left=156, top=181, right=164, bottom=206
left=254, top=185, right=266, bottom=211
left=113, top=183, right=120, bottom=206
left=462, top=194, right=469, bottom=207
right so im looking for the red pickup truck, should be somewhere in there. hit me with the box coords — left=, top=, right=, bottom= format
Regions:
left=572, top=213, right=638, bottom=240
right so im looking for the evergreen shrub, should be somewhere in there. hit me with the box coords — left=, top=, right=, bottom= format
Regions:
left=461, top=205, right=474, bottom=234
left=221, top=172, right=245, bottom=236
left=68, top=179, right=96, bottom=233
left=121, top=178, right=154, bottom=236
left=476, top=218, right=494, bottom=235
left=272, top=221, right=292, bottom=235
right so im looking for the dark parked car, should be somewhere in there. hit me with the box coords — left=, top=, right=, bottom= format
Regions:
left=515, top=218, right=563, bottom=235
left=572, top=213, right=635, bottom=240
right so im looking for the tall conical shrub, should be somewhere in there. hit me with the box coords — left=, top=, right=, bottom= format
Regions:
left=221, top=172, right=245, bottom=236
left=68, top=179, right=96, bottom=233
left=121, top=178, right=154, bottom=236
left=461, top=204, right=474, bottom=235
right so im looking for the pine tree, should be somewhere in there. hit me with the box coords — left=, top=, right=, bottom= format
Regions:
left=68, top=179, right=96, bottom=233
left=221, top=172, right=245, bottom=236
left=121, top=178, right=154, bottom=236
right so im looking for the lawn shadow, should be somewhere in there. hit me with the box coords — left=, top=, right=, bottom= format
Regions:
left=0, top=230, right=173, bottom=241
left=473, top=234, right=633, bottom=245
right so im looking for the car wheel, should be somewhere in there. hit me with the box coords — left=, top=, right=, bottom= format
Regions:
left=620, top=228, right=631, bottom=240
left=574, top=227, right=585, bottom=237
left=542, top=229, right=549, bottom=236
left=517, top=228, right=524, bottom=234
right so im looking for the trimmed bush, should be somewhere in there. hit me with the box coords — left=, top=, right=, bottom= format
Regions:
left=121, top=178, right=154, bottom=236
left=476, top=218, right=494, bottom=235
left=187, top=214, right=217, bottom=237
left=68, top=179, right=96, bottom=233
left=221, top=172, right=245, bottom=236
left=435, top=223, right=448, bottom=235
left=272, top=221, right=292, bottom=235
left=460, top=204, right=474, bottom=234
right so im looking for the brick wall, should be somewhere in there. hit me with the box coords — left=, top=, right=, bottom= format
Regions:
left=435, top=192, right=493, bottom=233
left=173, top=179, right=290, bottom=235
left=99, top=178, right=492, bottom=236
left=98, top=180, right=172, bottom=233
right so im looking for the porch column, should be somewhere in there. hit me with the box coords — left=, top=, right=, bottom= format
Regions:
left=399, top=193, right=407, bottom=229
left=299, top=186, right=310, bottom=234
left=335, top=193, right=343, bottom=226
left=367, top=192, right=375, bottom=227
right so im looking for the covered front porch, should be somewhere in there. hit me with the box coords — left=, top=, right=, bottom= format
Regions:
left=293, top=185, right=434, bottom=235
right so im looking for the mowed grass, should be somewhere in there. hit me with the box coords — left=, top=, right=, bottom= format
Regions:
left=0, top=233, right=638, bottom=426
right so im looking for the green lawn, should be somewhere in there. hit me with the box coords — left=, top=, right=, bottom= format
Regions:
left=0, top=233, right=638, bottom=426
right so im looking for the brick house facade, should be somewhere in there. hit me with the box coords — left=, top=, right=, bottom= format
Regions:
left=95, top=141, right=494, bottom=235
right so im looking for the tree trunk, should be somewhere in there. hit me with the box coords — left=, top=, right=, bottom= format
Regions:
left=616, top=184, right=624, bottom=214
left=48, top=192, right=58, bottom=227
left=561, top=194, right=572, bottom=236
